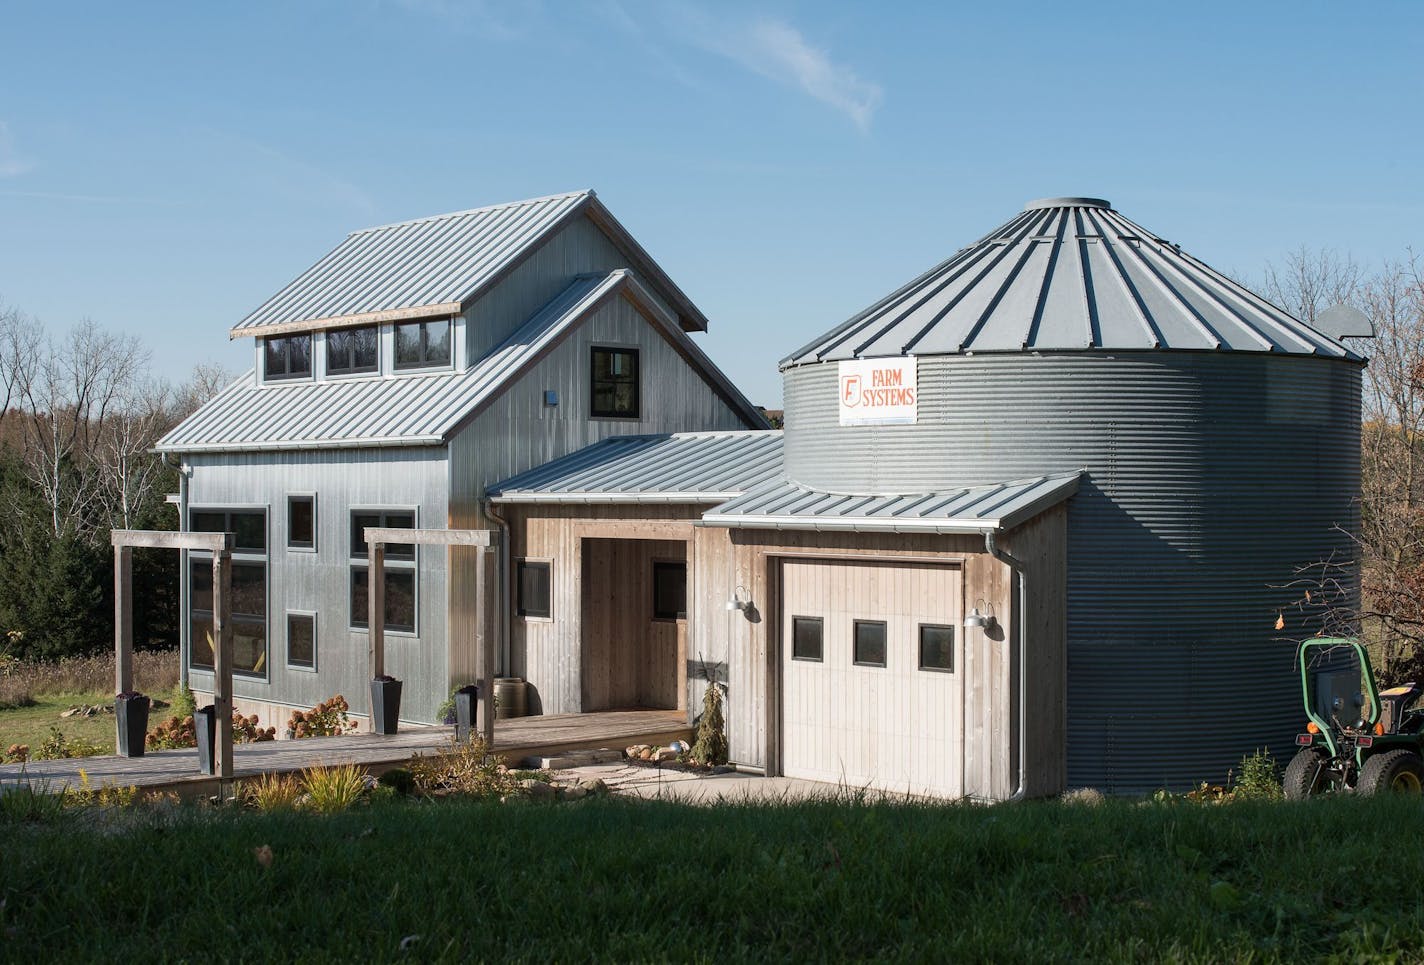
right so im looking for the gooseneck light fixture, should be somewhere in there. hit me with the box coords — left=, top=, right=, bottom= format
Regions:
left=964, top=599, right=995, bottom=630
left=725, top=585, right=751, bottom=613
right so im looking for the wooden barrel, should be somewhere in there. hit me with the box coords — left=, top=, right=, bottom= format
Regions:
left=494, top=677, right=527, bottom=719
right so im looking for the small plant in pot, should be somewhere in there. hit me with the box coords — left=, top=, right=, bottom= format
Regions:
left=370, top=675, right=403, bottom=735
left=114, top=691, right=151, bottom=758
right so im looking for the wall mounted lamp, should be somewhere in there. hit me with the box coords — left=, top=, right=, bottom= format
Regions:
left=725, top=585, right=752, bottom=613
left=964, top=599, right=996, bottom=630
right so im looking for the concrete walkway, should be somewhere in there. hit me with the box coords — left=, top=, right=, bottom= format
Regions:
left=551, top=761, right=905, bottom=804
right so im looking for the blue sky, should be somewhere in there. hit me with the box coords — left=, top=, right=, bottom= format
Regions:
left=1, top=1, right=1420, bottom=406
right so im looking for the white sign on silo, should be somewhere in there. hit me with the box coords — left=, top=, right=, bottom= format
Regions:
left=838, top=357, right=918, bottom=426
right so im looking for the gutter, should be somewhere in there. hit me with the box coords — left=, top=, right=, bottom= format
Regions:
left=984, top=529, right=1028, bottom=803
left=482, top=498, right=512, bottom=677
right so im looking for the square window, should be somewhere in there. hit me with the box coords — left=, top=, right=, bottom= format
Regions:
left=351, top=510, right=414, bottom=560
left=653, top=561, right=687, bottom=620
left=327, top=325, right=379, bottom=375
left=288, top=613, right=316, bottom=670
left=395, top=319, right=452, bottom=369
left=853, top=620, right=887, bottom=668
left=590, top=347, right=640, bottom=418
left=792, top=616, right=823, bottom=662
left=517, top=560, right=551, bottom=619
left=919, top=624, right=955, bottom=673
left=350, top=567, right=416, bottom=633
left=288, top=496, right=315, bottom=550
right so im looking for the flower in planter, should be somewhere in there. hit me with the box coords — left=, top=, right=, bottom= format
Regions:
left=373, top=675, right=398, bottom=683
left=115, top=691, right=147, bottom=700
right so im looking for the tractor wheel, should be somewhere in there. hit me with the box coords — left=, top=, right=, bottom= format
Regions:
left=1358, top=749, right=1424, bottom=796
left=1284, top=747, right=1329, bottom=800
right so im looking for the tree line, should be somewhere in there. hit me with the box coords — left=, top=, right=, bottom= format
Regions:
left=0, top=304, right=228, bottom=661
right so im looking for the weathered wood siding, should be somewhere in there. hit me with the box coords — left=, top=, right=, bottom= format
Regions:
left=499, top=505, right=705, bottom=716
left=690, top=513, right=1067, bottom=799
left=447, top=292, right=750, bottom=692
left=184, top=447, right=450, bottom=723
left=580, top=538, right=687, bottom=712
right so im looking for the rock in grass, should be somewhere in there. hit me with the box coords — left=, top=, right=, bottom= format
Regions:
left=577, top=779, right=607, bottom=794
left=525, top=781, right=555, bottom=802
left=561, top=785, right=589, bottom=801
left=1061, top=788, right=1105, bottom=806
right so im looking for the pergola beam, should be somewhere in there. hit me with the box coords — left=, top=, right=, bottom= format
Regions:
left=366, top=527, right=498, bottom=745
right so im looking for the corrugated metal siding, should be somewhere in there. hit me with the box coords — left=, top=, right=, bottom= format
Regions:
left=489, top=431, right=783, bottom=502
left=703, top=472, right=1079, bottom=532
left=184, top=447, right=451, bottom=723
left=234, top=192, right=591, bottom=333
left=782, top=199, right=1358, bottom=364
left=781, top=351, right=1361, bottom=792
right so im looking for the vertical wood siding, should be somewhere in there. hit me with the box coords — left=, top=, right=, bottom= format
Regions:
left=184, top=447, right=449, bottom=723
left=580, top=538, right=687, bottom=712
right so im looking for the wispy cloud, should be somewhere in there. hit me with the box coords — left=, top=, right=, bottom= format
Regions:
left=646, top=5, right=884, bottom=132
left=0, top=122, right=34, bottom=178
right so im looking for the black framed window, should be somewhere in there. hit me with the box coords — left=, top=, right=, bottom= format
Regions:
left=263, top=334, right=312, bottom=381
left=517, top=560, right=551, bottom=619
left=349, top=510, right=417, bottom=632
left=653, top=561, right=687, bottom=620
left=188, top=508, right=267, bottom=677
left=919, top=624, right=955, bottom=673
left=792, top=616, right=823, bottom=662
left=395, top=319, right=452, bottom=369
left=590, top=347, right=639, bottom=418
left=288, top=612, right=316, bottom=670
left=288, top=495, right=315, bottom=550
left=853, top=620, right=887, bottom=668
left=327, top=325, right=379, bottom=375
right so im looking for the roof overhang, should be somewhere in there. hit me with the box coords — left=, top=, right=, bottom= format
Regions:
left=232, top=304, right=462, bottom=340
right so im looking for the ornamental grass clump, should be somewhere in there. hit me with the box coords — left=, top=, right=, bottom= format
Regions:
left=244, top=773, right=303, bottom=812
left=287, top=696, right=357, bottom=739
left=301, top=763, right=368, bottom=814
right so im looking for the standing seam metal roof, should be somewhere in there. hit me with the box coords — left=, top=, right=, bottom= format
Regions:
left=487, top=431, right=784, bottom=502
left=701, top=472, right=1082, bottom=534
left=782, top=197, right=1360, bottom=366
left=230, top=190, right=708, bottom=336
left=160, top=270, right=745, bottom=453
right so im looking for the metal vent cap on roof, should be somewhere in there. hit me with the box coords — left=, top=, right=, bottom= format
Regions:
left=1023, top=196, right=1112, bottom=211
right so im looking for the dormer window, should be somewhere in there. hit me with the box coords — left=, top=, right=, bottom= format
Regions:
left=263, top=334, right=312, bottom=381
left=395, top=319, right=452, bottom=370
left=327, top=325, right=378, bottom=376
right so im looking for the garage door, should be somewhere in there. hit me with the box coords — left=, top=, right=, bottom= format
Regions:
left=780, top=559, right=963, bottom=796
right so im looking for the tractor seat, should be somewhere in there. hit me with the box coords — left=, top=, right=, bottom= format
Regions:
left=1379, top=683, right=1423, bottom=734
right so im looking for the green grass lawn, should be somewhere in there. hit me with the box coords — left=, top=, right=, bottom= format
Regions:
left=4, top=793, right=1424, bottom=961
left=0, top=688, right=179, bottom=755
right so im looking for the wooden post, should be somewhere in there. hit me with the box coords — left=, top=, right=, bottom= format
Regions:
left=114, top=545, right=133, bottom=698
left=476, top=545, right=494, bottom=747
left=369, top=541, right=385, bottom=681
left=213, top=551, right=234, bottom=781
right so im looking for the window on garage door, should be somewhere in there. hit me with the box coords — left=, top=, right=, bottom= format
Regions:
left=853, top=620, right=887, bottom=667
left=792, top=616, right=823, bottom=661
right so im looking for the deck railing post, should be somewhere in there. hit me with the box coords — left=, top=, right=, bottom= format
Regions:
left=369, top=541, right=385, bottom=682
left=213, top=550, right=234, bottom=781
left=476, top=544, right=494, bottom=748
left=114, top=545, right=133, bottom=700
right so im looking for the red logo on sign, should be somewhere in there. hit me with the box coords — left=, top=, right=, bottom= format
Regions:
left=841, top=375, right=861, bottom=407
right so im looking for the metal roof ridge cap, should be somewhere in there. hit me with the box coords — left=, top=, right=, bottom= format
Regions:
left=347, top=190, right=592, bottom=236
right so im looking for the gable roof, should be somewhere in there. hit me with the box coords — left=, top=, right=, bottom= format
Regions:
left=488, top=431, right=783, bottom=504
left=782, top=197, right=1360, bottom=367
left=230, top=190, right=709, bottom=338
left=159, top=270, right=761, bottom=454
left=702, top=472, right=1082, bottom=534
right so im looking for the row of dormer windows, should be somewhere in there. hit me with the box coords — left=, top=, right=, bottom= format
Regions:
left=263, top=318, right=452, bottom=382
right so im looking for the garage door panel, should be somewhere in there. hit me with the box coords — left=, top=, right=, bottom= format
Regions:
left=781, top=559, right=963, bottom=796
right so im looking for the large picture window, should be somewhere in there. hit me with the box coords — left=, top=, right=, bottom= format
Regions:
left=327, top=325, right=379, bottom=375
left=349, top=509, right=416, bottom=632
left=395, top=319, right=452, bottom=369
left=263, top=334, right=312, bottom=381
left=590, top=347, right=639, bottom=418
left=188, top=508, right=268, bottom=677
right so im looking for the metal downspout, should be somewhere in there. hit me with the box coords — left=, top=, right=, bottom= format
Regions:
left=985, top=529, right=1028, bottom=803
left=483, top=499, right=511, bottom=677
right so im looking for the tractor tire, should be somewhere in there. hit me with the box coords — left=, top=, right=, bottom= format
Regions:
left=1284, top=747, right=1329, bottom=800
left=1357, top=749, right=1424, bottom=796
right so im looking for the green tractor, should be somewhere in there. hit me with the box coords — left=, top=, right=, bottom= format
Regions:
left=1285, top=636, right=1424, bottom=799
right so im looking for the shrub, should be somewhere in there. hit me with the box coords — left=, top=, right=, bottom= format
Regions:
left=1232, top=748, right=1284, bottom=801
left=65, top=770, right=137, bottom=808
left=301, top=763, right=368, bottom=813
left=408, top=737, right=515, bottom=798
left=33, top=727, right=103, bottom=761
left=691, top=682, right=728, bottom=766
left=377, top=767, right=416, bottom=795
left=4, top=744, right=29, bottom=764
left=287, top=696, right=357, bottom=739
left=146, top=711, right=274, bottom=750
left=172, top=683, right=196, bottom=720
left=244, top=773, right=302, bottom=812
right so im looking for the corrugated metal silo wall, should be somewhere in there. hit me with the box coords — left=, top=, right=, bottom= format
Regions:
left=782, top=352, right=1362, bottom=792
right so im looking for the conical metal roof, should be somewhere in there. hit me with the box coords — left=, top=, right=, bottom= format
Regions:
left=782, top=197, right=1360, bottom=367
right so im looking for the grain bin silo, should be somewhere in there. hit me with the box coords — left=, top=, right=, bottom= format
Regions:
left=779, top=197, right=1363, bottom=792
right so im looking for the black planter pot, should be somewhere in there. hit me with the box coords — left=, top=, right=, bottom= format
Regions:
left=194, top=705, right=217, bottom=775
left=114, top=694, right=150, bottom=758
left=371, top=678, right=403, bottom=735
left=453, top=685, right=479, bottom=743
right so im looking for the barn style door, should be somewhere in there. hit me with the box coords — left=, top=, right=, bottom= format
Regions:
left=779, top=559, right=964, bottom=796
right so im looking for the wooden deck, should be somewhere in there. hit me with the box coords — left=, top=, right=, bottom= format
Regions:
left=0, top=709, right=690, bottom=797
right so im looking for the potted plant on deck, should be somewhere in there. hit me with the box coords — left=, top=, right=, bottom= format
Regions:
left=114, top=691, right=150, bottom=758
left=371, top=675, right=403, bottom=735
